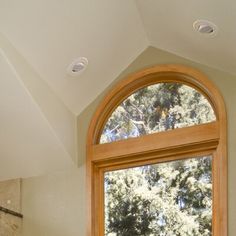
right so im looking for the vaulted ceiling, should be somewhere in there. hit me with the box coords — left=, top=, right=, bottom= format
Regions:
left=136, top=0, right=236, bottom=75
left=0, top=0, right=234, bottom=180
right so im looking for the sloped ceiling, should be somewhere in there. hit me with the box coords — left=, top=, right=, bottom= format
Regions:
left=136, top=0, right=236, bottom=74
left=0, top=0, right=235, bottom=179
left=0, top=0, right=147, bottom=180
left=0, top=47, right=74, bottom=180
left=0, top=0, right=148, bottom=115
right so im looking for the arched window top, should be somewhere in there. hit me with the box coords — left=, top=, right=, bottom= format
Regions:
left=100, top=82, right=216, bottom=144
left=87, top=65, right=227, bottom=236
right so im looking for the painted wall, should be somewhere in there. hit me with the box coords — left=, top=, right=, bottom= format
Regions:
left=22, top=47, right=236, bottom=235
left=0, top=45, right=75, bottom=181
left=22, top=167, right=85, bottom=236
left=0, top=33, right=77, bottom=164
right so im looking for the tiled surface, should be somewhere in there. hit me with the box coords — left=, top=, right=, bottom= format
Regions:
left=0, top=179, right=22, bottom=236
left=0, top=212, right=22, bottom=236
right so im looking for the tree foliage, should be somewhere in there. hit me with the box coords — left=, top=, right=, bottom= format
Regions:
left=100, top=83, right=215, bottom=144
left=105, top=156, right=212, bottom=236
left=102, top=83, right=214, bottom=235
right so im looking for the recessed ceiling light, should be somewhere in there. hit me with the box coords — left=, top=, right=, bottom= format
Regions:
left=67, top=57, right=88, bottom=77
left=193, top=20, right=218, bottom=37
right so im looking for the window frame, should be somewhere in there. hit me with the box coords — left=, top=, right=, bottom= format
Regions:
left=87, top=65, right=227, bottom=236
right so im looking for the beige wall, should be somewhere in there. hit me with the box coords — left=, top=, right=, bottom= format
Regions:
left=22, top=46, right=236, bottom=235
left=22, top=167, right=86, bottom=236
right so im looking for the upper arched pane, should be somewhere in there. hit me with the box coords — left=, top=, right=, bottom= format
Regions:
left=100, top=83, right=216, bottom=144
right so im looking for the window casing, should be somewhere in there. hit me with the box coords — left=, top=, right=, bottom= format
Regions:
left=104, top=155, right=213, bottom=235
left=87, top=65, right=227, bottom=236
left=100, top=82, right=216, bottom=144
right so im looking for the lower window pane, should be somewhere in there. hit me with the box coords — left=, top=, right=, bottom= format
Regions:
left=104, top=156, right=212, bottom=236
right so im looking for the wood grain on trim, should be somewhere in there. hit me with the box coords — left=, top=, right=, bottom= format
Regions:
left=86, top=65, right=227, bottom=236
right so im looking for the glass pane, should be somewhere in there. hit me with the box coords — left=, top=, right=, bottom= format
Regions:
left=104, top=156, right=212, bottom=236
left=100, top=83, right=216, bottom=144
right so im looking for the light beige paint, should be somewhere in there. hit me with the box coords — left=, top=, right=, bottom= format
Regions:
left=0, top=0, right=148, bottom=178
left=0, top=0, right=148, bottom=115
left=0, top=47, right=75, bottom=180
left=1, top=0, right=236, bottom=116
left=22, top=167, right=86, bottom=236
left=136, top=0, right=236, bottom=75
left=0, top=33, right=78, bottom=165
left=1, top=0, right=236, bottom=180
left=22, top=47, right=236, bottom=235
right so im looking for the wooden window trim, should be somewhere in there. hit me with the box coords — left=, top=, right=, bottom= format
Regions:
left=86, top=64, right=227, bottom=236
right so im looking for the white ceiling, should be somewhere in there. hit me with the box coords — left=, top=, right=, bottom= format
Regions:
left=136, top=0, right=236, bottom=75
left=0, top=48, right=74, bottom=180
left=0, top=0, right=148, bottom=115
left=0, top=0, right=235, bottom=179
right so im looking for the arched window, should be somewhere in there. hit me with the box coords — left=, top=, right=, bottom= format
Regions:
left=87, top=65, right=227, bottom=236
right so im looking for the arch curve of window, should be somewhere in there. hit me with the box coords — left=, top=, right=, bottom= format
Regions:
left=100, top=82, right=216, bottom=144
left=87, top=65, right=227, bottom=236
